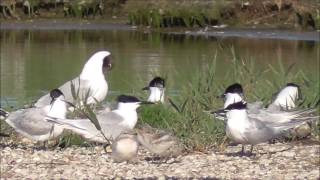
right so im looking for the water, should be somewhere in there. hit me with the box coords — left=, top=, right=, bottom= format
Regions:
left=1, top=29, right=319, bottom=108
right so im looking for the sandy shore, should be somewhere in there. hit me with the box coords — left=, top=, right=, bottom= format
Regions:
left=1, top=139, right=319, bottom=179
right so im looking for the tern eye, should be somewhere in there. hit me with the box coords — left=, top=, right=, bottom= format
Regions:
left=103, top=56, right=112, bottom=69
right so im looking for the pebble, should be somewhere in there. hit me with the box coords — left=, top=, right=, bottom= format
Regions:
left=0, top=140, right=319, bottom=179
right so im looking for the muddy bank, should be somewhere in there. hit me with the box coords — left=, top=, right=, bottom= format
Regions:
left=1, top=0, right=319, bottom=30
left=172, top=28, right=320, bottom=42
left=1, top=20, right=318, bottom=42
left=0, top=19, right=133, bottom=30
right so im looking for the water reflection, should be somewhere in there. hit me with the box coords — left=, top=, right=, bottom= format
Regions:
left=0, top=30, right=319, bottom=108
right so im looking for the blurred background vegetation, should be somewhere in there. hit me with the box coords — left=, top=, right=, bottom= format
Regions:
left=0, top=0, right=319, bottom=30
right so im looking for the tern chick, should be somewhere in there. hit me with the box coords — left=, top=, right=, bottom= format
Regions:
left=137, top=125, right=184, bottom=158
left=111, top=130, right=139, bottom=163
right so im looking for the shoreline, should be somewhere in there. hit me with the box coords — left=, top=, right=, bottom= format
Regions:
left=1, top=20, right=319, bottom=42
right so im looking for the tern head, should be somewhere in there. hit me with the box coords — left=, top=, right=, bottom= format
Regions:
left=117, top=95, right=142, bottom=111
left=80, top=51, right=112, bottom=79
left=224, top=101, right=248, bottom=120
left=225, top=101, right=247, bottom=111
left=272, top=83, right=302, bottom=109
left=49, top=89, right=64, bottom=105
left=48, top=89, right=67, bottom=118
left=142, top=77, right=165, bottom=103
left=221, top=83, right=244, bottom=108
left=142, top=77, right=165, bottom=90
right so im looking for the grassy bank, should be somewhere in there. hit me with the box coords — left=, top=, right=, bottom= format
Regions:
left=124, top=0, right=320, bottom=29
left=136, top=48, right=320, bottom=151
left=1, top=0, right=319, bottom=30
left=0, top=48, right=319, bottom=151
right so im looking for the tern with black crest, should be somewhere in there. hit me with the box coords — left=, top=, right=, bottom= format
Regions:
left=220, top=101, right=318, bottom=154
left=0, top=89, right=67, bottom=141
left=214, top=83, right=304, bottom=123
left=46, top=95, right=152, bottom=143
left=142, top=77, right=165, bottom=103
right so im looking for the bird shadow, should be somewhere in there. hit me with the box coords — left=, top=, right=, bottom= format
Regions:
left=223, top=144, right=295, bottom=157
left=144, top=156, right=181, bottom=164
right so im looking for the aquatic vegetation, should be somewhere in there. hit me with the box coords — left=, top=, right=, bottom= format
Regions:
left=125, top=0, right=224, bottom=28
left=138, top=49, right=319, bottom=151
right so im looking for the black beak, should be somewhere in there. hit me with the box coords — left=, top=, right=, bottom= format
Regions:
left=298, top=88, right=303, bottom=100
left=142, top=86, right=150, bottom=91
left=211, top=108, right=227, bottom=115
left=216, top=93, right=225, bottom=99
left=210, top=108, right=228, bottom=119
left=140, top=101, right=155, bottom=105
left=50, top=98, right=55, bottom=105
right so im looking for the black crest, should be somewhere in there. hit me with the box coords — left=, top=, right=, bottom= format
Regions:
left=286, top=82, right=302, bottom=100
left=50, top=89, right=64, bottom=99
left=117, top=95, right=141, bottom=103
left=225, top=101, right=247, bottom=110
left=286, top=83, right=299, bottom=88
left=149, top=77, right=165, bottom=88
left=225, top=83, right=243, bottom=94
left=102, top=55, right=112, bottom=70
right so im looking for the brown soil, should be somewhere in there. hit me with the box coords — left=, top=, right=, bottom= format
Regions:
left=0, top=0, right=319, bottom=30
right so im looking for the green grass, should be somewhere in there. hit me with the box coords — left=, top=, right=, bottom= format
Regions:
left=125, top=0, right=224, bottom=28
left=136, top=49, right=320, bottom=151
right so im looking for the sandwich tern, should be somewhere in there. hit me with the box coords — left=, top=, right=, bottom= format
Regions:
left=46, top=95, right=151, bottom=143
left=220, top=101, right=318, bottom=154
left=0, top=89, right=67, bottom=141
left=267, top=83, right=302, bottom=111
left=142, top=77, right=165, bottom=103
left=221, top=83, right=301, bottom=110
left=214, top=83, right=314, bottom=139
left=215, top=83, right=303, bottom=122
left=34, top=51, right=112, bottom=107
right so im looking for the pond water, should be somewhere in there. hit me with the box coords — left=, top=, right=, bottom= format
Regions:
left=0, top=29, right=319, bottom=108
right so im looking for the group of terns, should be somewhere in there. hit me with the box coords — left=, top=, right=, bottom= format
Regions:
left=0, top=50, right=318, bottom=162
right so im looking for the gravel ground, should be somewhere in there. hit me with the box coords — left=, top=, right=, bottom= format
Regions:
left=1, top=139, right=319, bottom=179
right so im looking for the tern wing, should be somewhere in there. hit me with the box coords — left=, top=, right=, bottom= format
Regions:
left=98, top=112, right=131, bottom=139
left=6, top=108, right=55, bottom=138
left=247, top=101, right=264, bottom=114
left=47, top=112, right=129, bottom=142
left=243, top=117, right=276, bottom=144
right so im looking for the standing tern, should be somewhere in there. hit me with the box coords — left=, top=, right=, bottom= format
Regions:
left=46, top=95, right=152, bottom=143
left=142, top=77, right=165, bottom=103
left=221, top=83, right=301, bottom=110
left=34, top=51, right=112, bottom=107
left=215, top=83, right=304, bottom=123
left=0, top=89, right=67, bottom=141
left=220, top=101, right=318, bottom=154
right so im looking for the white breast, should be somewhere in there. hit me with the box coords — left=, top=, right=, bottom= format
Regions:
left=226, top=110, right=249, bottom=144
